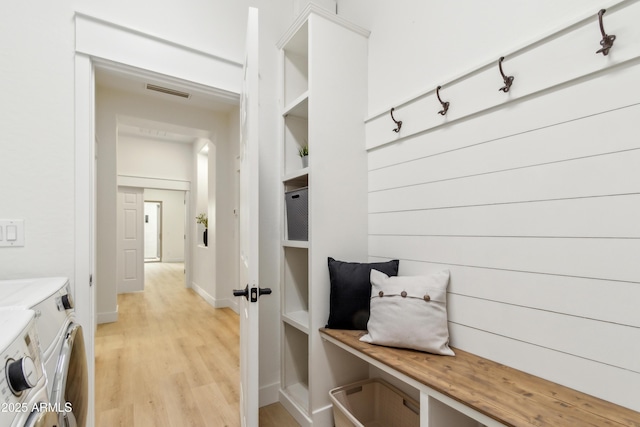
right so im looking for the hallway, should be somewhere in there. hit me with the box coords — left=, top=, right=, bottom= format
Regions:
left=95, top=262, right=298, bottom=426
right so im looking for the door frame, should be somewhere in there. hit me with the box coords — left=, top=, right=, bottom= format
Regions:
left=117, top=186, right=145, bottom=293
left=237, top=8, right=261, bottom=426
left=144, top=200, right=163, bottom=262
left=74, top=13, right=242, bottom=426
left=118, top=178, right=192, bottom=285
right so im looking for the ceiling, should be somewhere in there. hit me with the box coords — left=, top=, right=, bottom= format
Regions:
left=95, top=63, right=240, bottom=144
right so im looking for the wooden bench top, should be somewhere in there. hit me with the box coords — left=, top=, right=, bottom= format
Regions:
left=320, top=328, right=640, bottom=427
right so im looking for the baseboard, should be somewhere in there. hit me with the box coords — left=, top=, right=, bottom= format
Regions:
left=219, top=297, right=239, bottom=311
left=260, top=381, right=280, bottom=407
left=161, top=258, right=184, bottom=263
left=97, top=308, right=118, bottom=324
left=191, top=281, right=216, bottom=307
left=312, top=404, right=334, bottom=427
left=214, top=297, right=236, bottom=309
left=191, top=282, right=235, bottom=309
left=118, top=282, right=143, bottom=293
left=228, top=298, right=239, bottom=314
left=279, top=389, right=312, bottom=427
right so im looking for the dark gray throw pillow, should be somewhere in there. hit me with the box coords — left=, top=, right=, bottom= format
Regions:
left=326, top=257, right=400, bottom=330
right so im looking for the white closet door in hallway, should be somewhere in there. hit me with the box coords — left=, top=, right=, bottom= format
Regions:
left=117, top=186, right=144, bottom=293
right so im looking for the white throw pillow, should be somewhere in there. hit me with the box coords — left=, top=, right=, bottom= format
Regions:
left=360, top=269, right=455, bottom=356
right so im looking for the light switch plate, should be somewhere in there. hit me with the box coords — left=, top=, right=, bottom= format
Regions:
left=0, top=219, right=25, bottom=247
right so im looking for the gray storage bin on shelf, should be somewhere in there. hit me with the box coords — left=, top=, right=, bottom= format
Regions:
left=285, top=187, right=308, bottom=241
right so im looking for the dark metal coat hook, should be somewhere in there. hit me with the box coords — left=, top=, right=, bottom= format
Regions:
left=436, top=86, right=449, bottom=116
left=596, top=9, right=616, bottom=56
left=498, top=57, right=514, bottom=93
left=390, top=107, right=402, bottom=133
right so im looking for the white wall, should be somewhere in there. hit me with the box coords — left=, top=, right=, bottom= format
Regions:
left=144, top=189, right=185, bottom=262
left=337, top=0, right=607, bottom=115
left=0, top=2, right=76, bottom=280
left=77, top=0, right=248, bottom=64
left=6, top=0, right=637, bottom=419
left=119, top=135, right=193, bottom=182
left=341, top=0, right=640, bottom=413
left=220, top=111, right=240, bottom=313
left=0, top=0, right=250, bottom=281
left=192, top=143, right=216, bottom=305
left=0, top=1, right=289, bottom=423
left=0, top=0, right=250, bottom=344
left=196, top=145, right=210, bottom=249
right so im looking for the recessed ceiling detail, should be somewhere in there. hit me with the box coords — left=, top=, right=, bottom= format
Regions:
left=146, top=83, right=191, bottom=99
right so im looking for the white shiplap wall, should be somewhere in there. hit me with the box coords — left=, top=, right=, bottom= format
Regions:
left=366, top=1, right=640, bottom=413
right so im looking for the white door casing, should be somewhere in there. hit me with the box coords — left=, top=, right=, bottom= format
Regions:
left=75, top=13, right=244, bottom=426
left=237, top=7, right=261, bottom=427
left=117, top=186, right=144, bottom=293
left=74, top=52, right=96, bottom=426
left=144, top=201, right=162, bottom=261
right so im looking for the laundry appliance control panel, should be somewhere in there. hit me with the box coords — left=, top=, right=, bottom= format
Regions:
left=0, top=310, right=44, bottom=415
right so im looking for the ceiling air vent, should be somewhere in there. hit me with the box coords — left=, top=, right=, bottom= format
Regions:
left=146, top=83, right=191, bottom=99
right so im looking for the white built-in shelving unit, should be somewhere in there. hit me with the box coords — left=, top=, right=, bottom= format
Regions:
left=277, top=5, right=372, bottom=426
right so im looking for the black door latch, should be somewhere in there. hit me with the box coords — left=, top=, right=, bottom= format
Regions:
left=233, top=285, right=272, bottom=302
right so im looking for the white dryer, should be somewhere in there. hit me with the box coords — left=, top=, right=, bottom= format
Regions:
left=0, top=278, right=87, bottom=427
left=0, top=308, right=57, bottom=427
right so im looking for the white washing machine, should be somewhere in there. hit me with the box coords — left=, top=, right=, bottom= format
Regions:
left=0, top=308, right=57, bottom=427
left=0, top=278, right=87, bottom=427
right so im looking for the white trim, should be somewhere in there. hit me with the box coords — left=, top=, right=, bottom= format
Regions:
left=279, top=390, right=313, bottom=427
left=160, top=257, right=184, bottom=263
left=75, top=15, right=241, bottom=426
left=228, top=298, right=239, bottom=314
left=215, top=298, right=236, bottom=309
left=97, top=309, right=118, bottom=324
left=117, top=175, right=191, bottom=191
left=190, top=281, right=213, bottom=304
left=365, top=0, right=629, bottom=123
left=363, top=0, right=640, bottom=151
left=191, top=281, right=234, bottom=309
left=74, top=52, right=96, bottom=427
left=276, top=3, right=370, bottom=50
left=310, top=404, right=334, bottom=427
left=75, top=13, right=243, bottom=96
left=117, top=282, right=143, bottom=294
left=259, top=381, right=281, bottom=407
left=75, top=12, right=242, bottom=67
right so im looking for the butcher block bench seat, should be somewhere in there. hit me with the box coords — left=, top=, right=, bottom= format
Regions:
left=320, top=328, right=640, bottom=427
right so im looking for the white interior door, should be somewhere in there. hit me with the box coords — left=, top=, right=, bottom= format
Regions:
left=235, top=7, right=262, bottom=427
left=117, top=186, right=144, bottom=293
left=144, top=201, right=161, bottom=261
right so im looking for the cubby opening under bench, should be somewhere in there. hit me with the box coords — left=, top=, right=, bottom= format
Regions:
left=320, top=328, right=640, bottom=427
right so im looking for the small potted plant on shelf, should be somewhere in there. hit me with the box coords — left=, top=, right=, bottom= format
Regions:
left=298, top=143, right=309, bottom=168
left=196, top=213, right=208, bottom=247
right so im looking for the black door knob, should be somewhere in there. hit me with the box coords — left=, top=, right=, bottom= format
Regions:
left=233, top=285, right=272, bottom=302
left=233, top=285, right=249, bottom=299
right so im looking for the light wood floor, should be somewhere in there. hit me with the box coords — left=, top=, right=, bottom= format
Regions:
left=95, top=262, right=299, bottom=427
